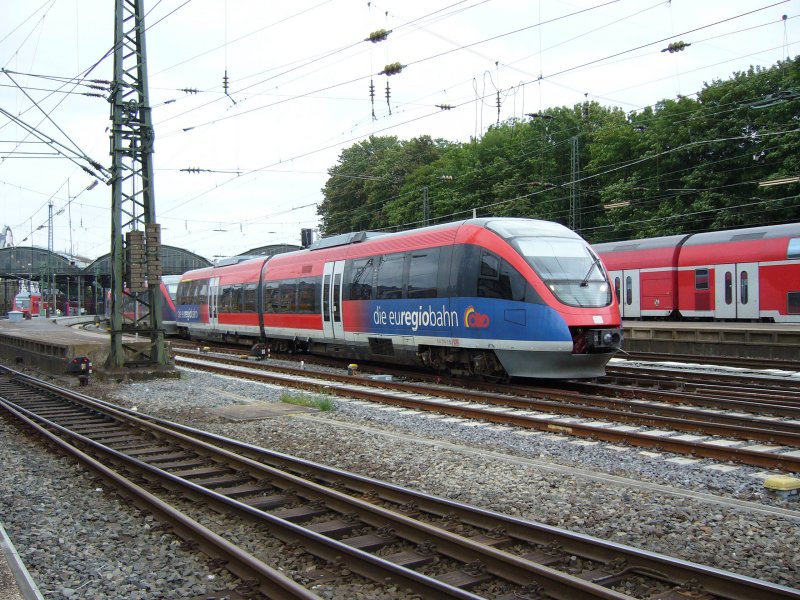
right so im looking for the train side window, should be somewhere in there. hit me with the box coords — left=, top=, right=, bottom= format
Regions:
left=477, top=251, right=503, bottom=298
left=220, top=285, right=242, bottom=313
left=478, top=259, right=526, bottom=300
left=297, top=278, right=319, bottom=313
left=264, top=281, right=280, bottom=313
left=695, top=269, right=709, bottom=290
left=219, top=285, right=231, bottom=312
left=614, top=277, right=621, bottom=304
left=322, top=275, right=331, bottom=321
left=177, top=282, right=188, bottom=305
left=197, top=281, right=209, bottom=305
left=480, top=250, right=499, bottom=278
left=625, top=276, right=632, bottom=305
left=242, top=283, right=257, bottom=313
left=376, top=253, right=404, bottom=300
left=789, top=292, right=800, bottom=314
left=724, top=272, right=733, bottom=305
left=740, top=271, right=748, bottom=305
left=788, top=238, right=800, bottom=259
left=349, top=258, right=374, bottom=300
left=279, top=280, right=297, bottom=312
left=408, top=249, right=439, bottom=299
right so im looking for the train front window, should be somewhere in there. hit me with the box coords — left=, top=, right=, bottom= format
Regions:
left=512, top=237, right=611, bottom=308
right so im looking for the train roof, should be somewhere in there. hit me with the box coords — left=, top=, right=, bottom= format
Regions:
left=594, top=223, right=800, bottom=255
left=305, top=218, right=580, bottom=252
left=593, top=234, right=690, bottom=254
left=179, top=218, right=586, bottom=280
left=681, top=222, right=800, bottom=246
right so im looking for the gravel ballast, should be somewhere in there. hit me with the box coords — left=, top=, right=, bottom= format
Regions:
left=1, top=362, right=799, bottom=597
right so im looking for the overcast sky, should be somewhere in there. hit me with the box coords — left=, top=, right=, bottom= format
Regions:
left=1, top=0, right=796, bottom=263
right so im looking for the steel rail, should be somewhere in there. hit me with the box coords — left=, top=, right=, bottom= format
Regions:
left=0, top=396, right=321, bottom=600
left=173, top=354, right=800, bottom=472
left=616, top=351, right=800, bottom=373
left=6, top=366, right=800, bottom=599
left=173, top=351, right=800, bottom=442
left=83, top=397, right=800, bottom=600
left=0, top=369, right=634, bottom=600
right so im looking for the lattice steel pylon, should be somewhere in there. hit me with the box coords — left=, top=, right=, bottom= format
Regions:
left=108, top=0, right=167, bottom=368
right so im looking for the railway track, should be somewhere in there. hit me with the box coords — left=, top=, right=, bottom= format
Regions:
left=1, top=365, right=798, bottom=599
left=170, top=348, right=800, bottom=472
left=615, top=350, right=800, bottom=373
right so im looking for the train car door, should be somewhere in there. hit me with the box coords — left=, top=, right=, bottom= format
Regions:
left=610, top=270, right=641, bottom=318
left=208, top=277, right=219, bottom=329
left=736, top=263, right=759, bottom=319
left=321, top=261, right=345, bottom=339
left=716, top=263, right=759, bottom=319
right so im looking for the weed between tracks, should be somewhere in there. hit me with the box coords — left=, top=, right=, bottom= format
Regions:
left=279, top=392, right=334, bottom=412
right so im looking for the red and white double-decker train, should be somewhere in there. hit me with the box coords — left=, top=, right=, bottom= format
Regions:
left=176, top=218, right=623, bottom=379
left=594, top=222, right=800, bottom=322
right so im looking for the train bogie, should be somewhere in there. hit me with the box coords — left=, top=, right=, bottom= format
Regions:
left=176, top=218, right=623, bottom=379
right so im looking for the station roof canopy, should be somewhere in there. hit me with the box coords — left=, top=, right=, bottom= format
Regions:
left=0, top=245, right=211, bottom=280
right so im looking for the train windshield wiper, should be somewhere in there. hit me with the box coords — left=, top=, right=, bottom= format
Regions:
left=579, top=257, right=602, bottom=287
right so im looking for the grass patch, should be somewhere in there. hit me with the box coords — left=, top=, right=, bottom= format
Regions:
left=279, top=392, right=334, bottom=412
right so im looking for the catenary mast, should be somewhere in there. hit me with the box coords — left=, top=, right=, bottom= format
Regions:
left=108, top=0, right=167, bottom=367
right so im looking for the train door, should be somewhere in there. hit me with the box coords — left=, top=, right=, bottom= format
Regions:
left=610, top=270, right=640, bottom=318
left=715, top=263, right=759, bottom=319
left=321, top=261, right=345, bottom=339
left=208, top=277, right=219, bottom=329
left=736, top=263, right=759, bottom=319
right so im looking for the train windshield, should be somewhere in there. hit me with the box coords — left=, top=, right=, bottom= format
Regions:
left=484, top=220, right=611, bottom=308
left=515, top=238, right=611, bottom=307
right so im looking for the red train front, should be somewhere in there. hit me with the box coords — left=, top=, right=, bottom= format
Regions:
left=176, top=218, right=623, bottom=379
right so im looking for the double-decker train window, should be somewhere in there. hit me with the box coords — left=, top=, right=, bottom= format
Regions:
left=349, top=258, right=374, bottom=300
left=408, top=249, right=439, bottom=298
left=695, top=268, right=709, bottom=290
left=789, top=292, right=800, bottom=314
left=788, top=238, right=800, bottom=259
left=376, top=253, right=404, bottom=299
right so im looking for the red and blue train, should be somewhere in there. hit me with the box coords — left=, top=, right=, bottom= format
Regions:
left=594, top=222, right=800, bottom=322
left=175, top=218, right=623, bottom=379
left=105, top=275, right=180, bottom=334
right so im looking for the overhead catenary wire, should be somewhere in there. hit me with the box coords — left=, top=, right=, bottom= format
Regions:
left=2, top=0, right=797, bottom=256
